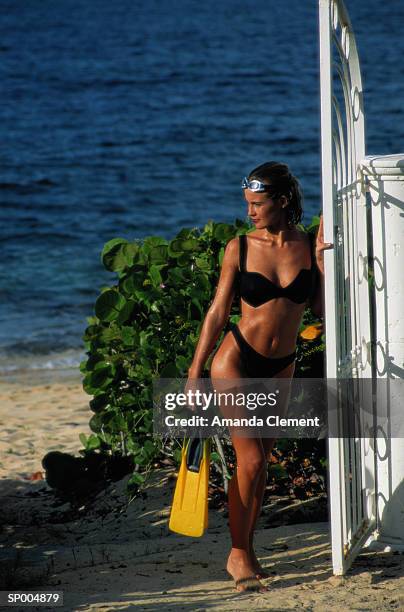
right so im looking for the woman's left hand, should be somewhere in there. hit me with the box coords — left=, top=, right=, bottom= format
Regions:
left=315, top=214, right=333, bottom=274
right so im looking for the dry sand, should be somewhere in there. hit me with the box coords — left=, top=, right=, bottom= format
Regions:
left=0, top=370, right=403, bottom=611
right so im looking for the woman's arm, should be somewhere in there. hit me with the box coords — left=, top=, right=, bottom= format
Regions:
left=309, top=214, right=333, bottom=319
left=188, top=237, right=239, bottom=377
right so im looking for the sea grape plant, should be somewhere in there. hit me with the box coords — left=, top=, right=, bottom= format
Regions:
left=80, top=217, right=324, bottom=492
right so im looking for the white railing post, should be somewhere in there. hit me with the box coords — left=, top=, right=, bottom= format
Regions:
left=361, top=155, right=404, bottom=552
left=319, top=0, right=345, bottom=574
left=320, top=0, right=404, bottom=571
left=319, top=0, right=376, bottom=575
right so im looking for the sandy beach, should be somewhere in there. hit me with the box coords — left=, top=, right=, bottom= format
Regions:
left=1, top=370, right=403, bottom=611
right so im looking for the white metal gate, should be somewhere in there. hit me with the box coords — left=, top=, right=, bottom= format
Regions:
left=319, top=0, right=377, bottom=574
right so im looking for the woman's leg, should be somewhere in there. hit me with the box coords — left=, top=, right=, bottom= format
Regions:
left=247, top=359, right=296, bottom=576
left=248, top=437, right=276, bottom=577
left=226, top=434, right=266, bottom=567
left=210, top=331, right=269, bottom=592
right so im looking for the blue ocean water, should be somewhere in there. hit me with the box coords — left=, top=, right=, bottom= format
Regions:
left=1, top=0, right=403, bottom=372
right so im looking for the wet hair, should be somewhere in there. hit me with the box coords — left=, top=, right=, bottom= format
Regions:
left=248, top=161, right=303, bottom=226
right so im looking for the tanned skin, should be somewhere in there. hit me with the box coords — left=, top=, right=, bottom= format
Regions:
left=186, top=190, right=332, bottom=592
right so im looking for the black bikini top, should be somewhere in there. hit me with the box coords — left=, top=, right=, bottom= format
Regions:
left=237, top=232, right=318, bottom=307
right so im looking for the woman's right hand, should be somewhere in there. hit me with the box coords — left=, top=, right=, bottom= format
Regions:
left=315, top=214, right=334, bottom=275
left=184, top=369, right=202, bottom=413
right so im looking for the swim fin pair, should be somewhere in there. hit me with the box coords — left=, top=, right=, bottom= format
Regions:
left=169, top=437, right=210, bottom=537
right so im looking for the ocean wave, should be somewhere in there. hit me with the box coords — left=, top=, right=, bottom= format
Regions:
left=0, top=348, right=86, bottom=373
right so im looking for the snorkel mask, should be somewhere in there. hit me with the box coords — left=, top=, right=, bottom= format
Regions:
left=242, top=176, right=293, bottom=203
left=241, top=177, right=274, bottom=193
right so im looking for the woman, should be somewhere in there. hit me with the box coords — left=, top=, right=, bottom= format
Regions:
left=186, top=161, right=332, bottom=593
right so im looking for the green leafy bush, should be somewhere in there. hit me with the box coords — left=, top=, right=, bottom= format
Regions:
left=80, top=216, right=324, bottom=497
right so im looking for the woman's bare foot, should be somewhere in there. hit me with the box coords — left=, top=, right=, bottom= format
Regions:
left=226, top=549, right=270, bottom=593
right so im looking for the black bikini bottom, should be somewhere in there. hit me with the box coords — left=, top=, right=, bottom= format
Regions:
left=229, top=323, right=296, bottom=378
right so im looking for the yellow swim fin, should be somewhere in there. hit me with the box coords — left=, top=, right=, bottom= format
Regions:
left=169, top=437, right=210, bottom=537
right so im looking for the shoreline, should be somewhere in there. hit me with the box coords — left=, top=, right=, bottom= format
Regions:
left=0, top=365, right=83, bottom=387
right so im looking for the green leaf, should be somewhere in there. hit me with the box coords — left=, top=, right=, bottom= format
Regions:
left=168, top=237, right=200, bottom=257
left=89, top=394, right=110, bottom=413
left=79, top=359, right=88, bottom=373
left=167, top=267, right=187, bottom=284
left=149, top=245, right=168, bottom=264
left=85, top=353, right=107, bottom=372
left=142, top=236, right=168, bottom=250
left=79, top=433, right=87, bottom=447
left=101, top=238, right=128, bottom=272
left=127, top=472, right=145, bottom=486
left=101, top=239, right=139, bottom=272
left=194, top=256, right=212, bottom=271
left=83, top=364, right=115, bottom=391
left=86, top=434, right=101, bottom=450
left=175, top=354, right=190, bottom=372
left=191, top=297, right=203, bottom=317
left=89, top=413, right=104, bottom=433
left=116, top=299, right=135, bottom=324
left=120, top=272, right=145, bottom=295
left=176, top=253, right=190, bottom=267
left=119, top=393, right=137, bottom=407
left=95, top=290, right=127, bottom=322
left=148, top=265, right=163, bottom=287
left=213, top=223, right=234, bottom=242
left=121, top=326, right=137, bottom=346
left=175, top=227, right=195, bottom=240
